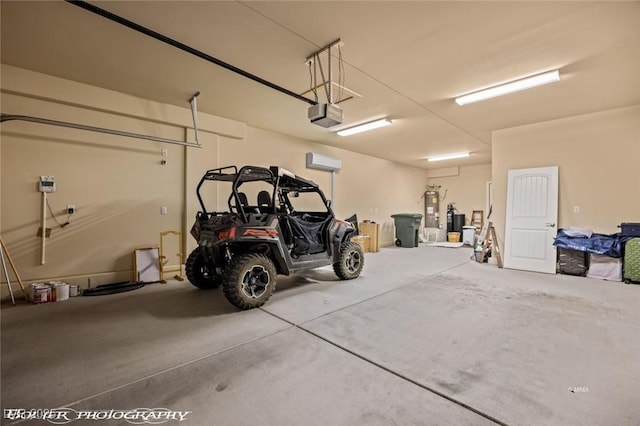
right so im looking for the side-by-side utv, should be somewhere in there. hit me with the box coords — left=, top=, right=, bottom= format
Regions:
left=186, top=165, right=363, bottom=310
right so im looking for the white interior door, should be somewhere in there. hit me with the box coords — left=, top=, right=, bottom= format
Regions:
left=504, top=166, right=558, bottom=274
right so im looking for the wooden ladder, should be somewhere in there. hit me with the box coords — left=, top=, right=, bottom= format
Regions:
left=0, top=236, right=29, bottom=304
left=477, top=222, right=503, bottom=268
left=159, top=230, right=185, bottom=283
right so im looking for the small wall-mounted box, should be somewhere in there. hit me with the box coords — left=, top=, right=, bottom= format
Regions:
left=39, top=176, right=56, bottom=193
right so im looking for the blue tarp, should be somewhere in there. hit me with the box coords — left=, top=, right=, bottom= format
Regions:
left=553, top=229, right=632, bottom=258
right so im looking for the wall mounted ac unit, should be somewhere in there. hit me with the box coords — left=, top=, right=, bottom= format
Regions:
left=306, top=152, right=342, bottom=172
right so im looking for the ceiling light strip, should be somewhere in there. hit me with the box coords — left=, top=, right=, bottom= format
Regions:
left=427, top=152, right=470, bottom=162
left=336, top=118, right=392, bottom=137
left=455, top=70, right=560, bottom=106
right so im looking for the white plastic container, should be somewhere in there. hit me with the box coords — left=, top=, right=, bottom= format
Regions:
left=29, top=283, right=51, bottom=304
left=54, top=283, right=69, bottom=301
left=462, top=226, right=476, bottom=246
left=48, top=281, right=70, bottom=301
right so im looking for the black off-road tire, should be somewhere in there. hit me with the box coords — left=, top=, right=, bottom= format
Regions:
left=185, top=248, right=221, bottom=289
left=333, top=241, right=364, bottom=280
left=222, top=253, right=276, bottom=310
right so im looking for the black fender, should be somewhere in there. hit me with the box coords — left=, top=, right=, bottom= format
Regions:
left=330, top=220, right=356, bottom=262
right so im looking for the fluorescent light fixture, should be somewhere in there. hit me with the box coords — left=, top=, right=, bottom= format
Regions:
left=455, top=70, right=560, bottom=105
left=427, top=152, right=470, bottom=162
left=336, top=118, right=392, bottom=137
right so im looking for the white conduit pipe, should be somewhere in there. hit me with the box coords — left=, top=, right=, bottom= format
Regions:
left=0, top=92, right=202, bottom=148
left=41, top=192, right=47, bottom=265
left=0, top=114, right=201, bottom=148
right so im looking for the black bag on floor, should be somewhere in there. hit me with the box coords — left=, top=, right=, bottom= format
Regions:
left=558, top=247, right=588, bottom=276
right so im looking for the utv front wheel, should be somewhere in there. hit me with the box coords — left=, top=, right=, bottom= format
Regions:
left=222, top=254, right=276, bottom=310
left=185, top=249, right=221, bottom=289
left=334, top=241, right=364, bottom=280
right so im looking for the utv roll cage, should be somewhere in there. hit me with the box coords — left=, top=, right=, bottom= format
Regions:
left=195, top=165, right=333, bottom=223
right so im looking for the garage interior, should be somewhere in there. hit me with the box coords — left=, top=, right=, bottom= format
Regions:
left=1, top=1, right=639, bottom=425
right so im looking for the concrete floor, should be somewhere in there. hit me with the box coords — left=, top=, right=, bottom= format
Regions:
left=2, top=245, right=640, bottom=425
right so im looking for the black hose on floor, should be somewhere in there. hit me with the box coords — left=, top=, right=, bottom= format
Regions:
left=82, top=281, right=146, bottom=296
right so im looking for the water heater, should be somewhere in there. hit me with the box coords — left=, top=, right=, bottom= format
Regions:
left=425, top=190, right=439, bottom=228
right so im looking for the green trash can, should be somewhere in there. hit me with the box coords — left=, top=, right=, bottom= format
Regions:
left=391, top=213, right=423, bottom=248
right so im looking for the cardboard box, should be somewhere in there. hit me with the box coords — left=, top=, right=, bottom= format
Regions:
left=351, top=235, right=370, bottom=253
left=359, top=222, right=380, bottom=252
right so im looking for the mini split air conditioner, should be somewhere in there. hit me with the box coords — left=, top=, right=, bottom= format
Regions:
left=305, top=152, right=342, bottom=172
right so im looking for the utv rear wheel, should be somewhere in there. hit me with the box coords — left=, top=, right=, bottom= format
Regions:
left=222, top=254, right=276, bottom=310
left=185, top=248, right=221, bottom=289
left=334, top=241, right=364, bottom=280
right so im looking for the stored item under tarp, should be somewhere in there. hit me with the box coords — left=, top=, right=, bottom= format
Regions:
left=558, top=248, right=588, bottom=276
left=587, top=254, right=622, bottom=281
left=553, top=229, right=632, bottom=258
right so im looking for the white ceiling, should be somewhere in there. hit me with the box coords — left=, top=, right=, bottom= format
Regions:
left=2, top=1, right=639, bottom=169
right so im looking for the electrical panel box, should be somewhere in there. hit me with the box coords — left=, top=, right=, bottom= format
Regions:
left=39, top=176, right=56, bottom=193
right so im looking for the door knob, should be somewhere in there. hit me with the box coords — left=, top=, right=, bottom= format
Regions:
left=545, top=222, right=556, bottom=227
